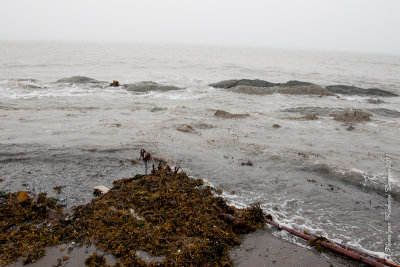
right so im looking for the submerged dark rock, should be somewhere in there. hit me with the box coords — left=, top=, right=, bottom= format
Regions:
left=332, top=111, right=372, bottom=123
left=368, top=108, right=400, bottom=118
left=55, top=76, right=102, bottom=84
left=125, top=81, right=182, bottom=93
left=282, top=107, right=346, bottom=116
left=150, top=107, right=167, bottom=112
left=367, top=99, right=386, bottom=104
left=326, top=85, right=398, bottom=97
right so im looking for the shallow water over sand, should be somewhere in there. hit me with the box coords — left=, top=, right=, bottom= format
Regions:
left=0, top=41, right=399, bottom=261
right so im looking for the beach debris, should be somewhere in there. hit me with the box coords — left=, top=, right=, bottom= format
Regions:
left=109, top=80, right=120, bottom=87
left=93, top=185, right=110, bottom=196
left=176, top=124, right=198, bottom=134
left=241, top=160, right=253, bottom=167
left=17, top=191, right=30, bottom=202
left=53, top=186, right=63, bottom=194
left=140, top=149, right=154, bottom=174
left=176, top=123, right=213, bottom=135
left=332, top=111, right=371, bottom=123
left=214, top=110, right=249, bottom=119
left=265, top=218, right=398, bottom=267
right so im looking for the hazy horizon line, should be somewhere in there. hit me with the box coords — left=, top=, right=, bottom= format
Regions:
left=1, top=38, right=399, bottom=57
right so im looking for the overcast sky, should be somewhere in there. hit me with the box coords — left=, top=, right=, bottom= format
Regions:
left=1, top=0, right=399, bottom=54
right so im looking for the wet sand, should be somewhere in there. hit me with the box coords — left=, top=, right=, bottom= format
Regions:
left=231, top=229, right=355, bottom=267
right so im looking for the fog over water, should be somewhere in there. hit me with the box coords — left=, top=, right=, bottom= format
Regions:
left=1, top=0, right=400, bottom=54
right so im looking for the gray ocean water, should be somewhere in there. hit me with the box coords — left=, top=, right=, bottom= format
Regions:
left=0, top=41, right=399, bottom=262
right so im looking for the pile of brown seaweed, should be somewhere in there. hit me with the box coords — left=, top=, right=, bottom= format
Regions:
left=0, top=192, right=70, bottom=264
left=1, top=167, right=265, bottom=266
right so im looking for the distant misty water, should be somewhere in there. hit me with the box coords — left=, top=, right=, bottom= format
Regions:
left=0, top=41, right=399, bottom=262
left=0, top=41, right=399, bottom=92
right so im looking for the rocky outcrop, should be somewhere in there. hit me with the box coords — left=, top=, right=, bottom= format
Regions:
left=210, top=79, right=334, bottom=96
left=56, top=76, right=102, bottom=84
left=326, top=85, right=398, bottom=97
left=125, top=81, right=182, bottom=93
left=209, top=79, right=277, bottom=88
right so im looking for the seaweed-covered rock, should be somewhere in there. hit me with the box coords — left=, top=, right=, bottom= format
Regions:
left=211, top=79, right=334, bottom=96
left=209, top=79, right=277, bottom=89
left=276, top=81, right=334, bottom=96
left=214, top=110, right=249, bottom=119
left=326, top=85, right=398, bottom=97
left=332, top=111, right=372, bottom=123
left=125, top=81, right=182, bottom=93
left=55, top=76, right=102, bottom=84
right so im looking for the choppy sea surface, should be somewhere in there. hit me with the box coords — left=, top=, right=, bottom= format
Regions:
left=0, top=41, right=399, bottom=262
